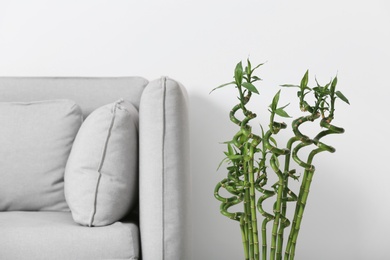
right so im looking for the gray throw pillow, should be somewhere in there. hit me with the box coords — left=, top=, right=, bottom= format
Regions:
left=64, top=99, right=138, bottom=227
left=0, top=100, right=83, bottom=211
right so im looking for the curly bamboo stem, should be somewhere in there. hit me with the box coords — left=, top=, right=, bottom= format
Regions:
left=264, top=125, right=289, bottom=260
left=288, top=148, right=319, bottom=260
left=235, top=86, right=260, bottom=259
left=284, top=114, right=318, bottom=260
left=276, top=136, right=299, bottom=260
left=285, top=117, right=344, bottom=260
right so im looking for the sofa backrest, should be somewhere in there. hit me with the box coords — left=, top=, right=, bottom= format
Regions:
left=0, top=77, right=148, bottom=117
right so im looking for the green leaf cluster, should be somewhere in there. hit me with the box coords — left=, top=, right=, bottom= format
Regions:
left=210, top=59, right=263, bottom=95
left=282, top=71, right=349, bottom=118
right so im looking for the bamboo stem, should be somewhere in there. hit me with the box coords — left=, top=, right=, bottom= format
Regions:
left=284, top=115, right=318, bottom=260
left=256, top=177, right=274, bottom=260
left=264, top=128, right=289, bottom=260
left=276, top=137, right=299, bottom=260
left=288, top=148, right=320, bottom=259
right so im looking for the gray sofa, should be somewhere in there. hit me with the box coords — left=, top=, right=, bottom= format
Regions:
left=0, top=77, right=190, bottom=260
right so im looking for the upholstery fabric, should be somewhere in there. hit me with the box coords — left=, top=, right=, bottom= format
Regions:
left=65, top=99, right=139, bottom=227
left=0, top=100, right=83, bottom=211
left=0, top=211, right=139, bottom=260
left=139, top=77, right=190, bottom=260
left=0, top=77, right=148, bottom=117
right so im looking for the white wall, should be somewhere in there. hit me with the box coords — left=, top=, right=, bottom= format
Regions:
left=1, top=0, right=389, bottom=259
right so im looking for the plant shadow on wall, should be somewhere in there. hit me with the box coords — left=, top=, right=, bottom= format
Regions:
left=211, top=59, right=349, bottom=260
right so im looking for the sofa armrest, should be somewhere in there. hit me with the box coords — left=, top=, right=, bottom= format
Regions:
left=139, top=77, right=190, bottom=260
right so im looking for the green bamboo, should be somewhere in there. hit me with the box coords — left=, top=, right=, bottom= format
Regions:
left=255, top=136, right=274, bottom=260
left=250, top=140, right=261, bottom=259
left=243, top=154, right=255, bottom=259
left=285, top=118, right=345, bottom=258
left=214, top=63, right=262, bottom=259
left=256, top=183, right=274, bottom=259
left=289, top=126, right=340, bottom=259
left=213, top=61, right=347, bottom=260
left=240, top=215, right=249, bottom=260
left=276, top=137, right=299, bottom=260
left=288, top=148, right=319, bottom=260
left=264, top=125, right=289, bottom=260
left=284, top=115, right=318, bottom=260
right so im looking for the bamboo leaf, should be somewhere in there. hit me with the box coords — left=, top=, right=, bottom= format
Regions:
left=226, top=165, right=237, bottom=171
left=314, top=86, right=326, bottom=92
left=275, top=108, right=291, bottom=118
left=271, top=90, right=281, bottom=111
left=313, top=86, right=330, bottom=96
left=252, top=62, right=265, bottom=73
left=269, top=136, right=277, bottom=146
left=315, top=77, right=321, bottom=87
left=251, top=76, right=262, bottom=82
left=228, top=154, right=242, bottom=160
left=272, top=154, right=280, bottom=168
left=227, top=143, right=233, bottom=156
left=280, top=84, right=300, bottom=88
left=217, top=157, right=229, bottom=171
left=246, top=59, right=252, bottom=75
left=234, top=61, right=243, bottom=86
left=278, top=103, right=290, bottom=110
left=242, top=82, right=259, bottom=94
left=335, top=90, right=350, bottom=104
left=209, top=81, right=235, bottom=94
left=331, top=76, right=338, bottom=95
left=260, top=124, right=265, bottom=137
left=303, top=90, right=311, bottom=97
left=300, top=70, right=309, bottom=90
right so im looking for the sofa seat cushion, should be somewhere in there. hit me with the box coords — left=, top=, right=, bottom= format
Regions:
left=0, top=211, right=139, bottom=260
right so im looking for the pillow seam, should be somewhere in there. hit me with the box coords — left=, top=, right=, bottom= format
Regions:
left=88, top=101, right=121, bottom=226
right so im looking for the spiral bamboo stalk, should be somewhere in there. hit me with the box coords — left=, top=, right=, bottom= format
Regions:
left=263, top=121, right=289, bottom=260
left=214, top=72, right=262, bottom=259
left=276, top=136, right=299, bottom=260
left=255, top=159, right=275, bottom=260
left=288, top=120, right=344, bottom=259
left=284, top=114, right=318, bottom=260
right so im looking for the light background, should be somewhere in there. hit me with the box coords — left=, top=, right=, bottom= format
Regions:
left=0, top=1, right=389, bottom=259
